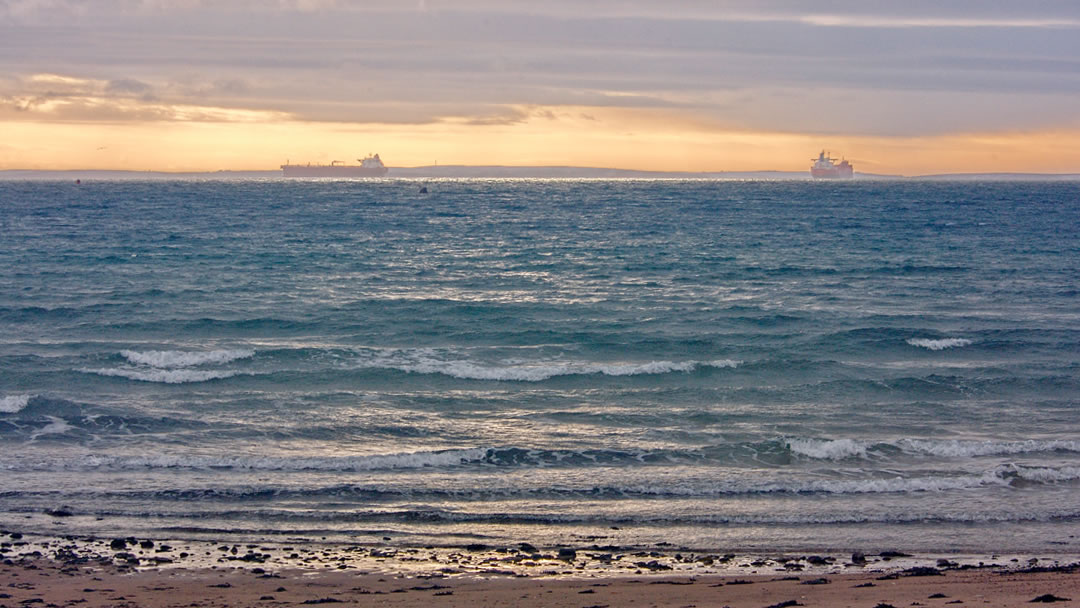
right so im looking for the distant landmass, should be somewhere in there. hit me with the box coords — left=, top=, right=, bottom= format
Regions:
left=1, top=167, right=1077, bottom=180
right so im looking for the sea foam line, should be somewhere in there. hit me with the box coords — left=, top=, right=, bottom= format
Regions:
left=787, top=437, right=1080, bottom=460
left=376, top=358, right=741, bottom=382
left=81, top=367, right=246, bottom=384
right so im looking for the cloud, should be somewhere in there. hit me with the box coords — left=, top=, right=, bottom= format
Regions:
left=106, top=78, right=153, bottom=96
left=0, top=2, right=1078, bottom=137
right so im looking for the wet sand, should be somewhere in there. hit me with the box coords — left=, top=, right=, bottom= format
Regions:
left=1, top=532, right=1077, bottom=607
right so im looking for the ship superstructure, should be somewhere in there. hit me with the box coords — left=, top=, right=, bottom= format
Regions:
left=281, top=154, right=388, bottom=177
left=810, top=151, right=854, bottom=179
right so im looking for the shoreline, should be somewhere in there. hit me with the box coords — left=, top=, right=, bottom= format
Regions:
left=2, top=532, right=1078, bottom=607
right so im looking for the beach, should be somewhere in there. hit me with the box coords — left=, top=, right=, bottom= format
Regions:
left=2, top=531, right=1079, bottom=607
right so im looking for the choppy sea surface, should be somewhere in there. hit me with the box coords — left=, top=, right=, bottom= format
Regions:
left=1, top=178, right=1078, bottom=555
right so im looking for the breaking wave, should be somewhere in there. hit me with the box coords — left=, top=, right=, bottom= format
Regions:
left=787, top=437, right=1080, bottom=461
left=896, top=438, right=1080, bottom=458
left=786, top=438, right=870, bottom=460
left=120, top=349, right=254, bottom=368
left=907, top=338, right=972, bottom=350
left=0, top=394, right=32, bottom=414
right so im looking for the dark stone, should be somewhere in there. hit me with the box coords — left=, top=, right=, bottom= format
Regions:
left=880, top=551, right=912, bottom=558
left=928, top=593, right=947, bottom=599
left=851, top=552, right=866, bottom=564
left=45, top=508, right=74, bottom=517
left=109, top=539, right=127, bottom=550
left=590, top=553, right=614, bottom=563
left=764, top=601, right=802, bottom=608
left=805, top=555, right=831, bottom=565
left=518, top=543, right=538, bottom=553
left=8, top=533, right=21, bottom=540
left=801, top=578, right=829, bottom=585
left=465, top=544, right=488, bottom=552
left=1030, top=595, right=1071, bottom=603
left=853, top=582, right=876, bottom=588
left=139, top=540, right=154, bottom=549
left=301, top=598, right=343, bottom=604
left=936, top=559, right=957, bottom=568
left=633, top=560, right=671, bottom=571
left=903, top=567, right=943, bottom=577
left=557, top=548, right=577, bottom=562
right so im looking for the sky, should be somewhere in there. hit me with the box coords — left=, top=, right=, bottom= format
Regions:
left=2, top=0, right=1080, bottom=175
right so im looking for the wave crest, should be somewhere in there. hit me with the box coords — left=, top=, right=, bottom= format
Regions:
left=907, top=338, right=972, bottom=350
left=120, top=349, right=254, bottom=368
left=898, top=438, right=1080, bottom=458
left=0, top=394, right=32, bottom=414
left=786, top=438, right=869, bottom=460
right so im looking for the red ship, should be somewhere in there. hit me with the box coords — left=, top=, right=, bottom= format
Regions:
left=809, top=151, right=854, bottom=179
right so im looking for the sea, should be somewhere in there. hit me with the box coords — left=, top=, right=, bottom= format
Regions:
left=1, top=178, right=1078, bottom=556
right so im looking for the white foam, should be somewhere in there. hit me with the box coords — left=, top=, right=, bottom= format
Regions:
left=786, top=438, right=870, bottom=460
left=1010, top=465, right=1080, bottom=483
left=898, top=438, right=1080, bottom=457
left=120, top=349, right=254, bottom=368
left=0, top=394, right=31, bottom=413
left=907, top=338, right=972, bottom=350
left=411, top=359, right=703, bottom=381
left=29, top=416, right=72, bottom=440
left=367, top=351, right=738, bottom=382
left=82, top=367, right=244, bottom=383
left=705, top=359, right=742, bottom=369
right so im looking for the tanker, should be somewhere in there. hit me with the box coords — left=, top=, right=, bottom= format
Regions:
left=810, top=151, right=854, bottom=179
left=281, top=154, right=388, bottom=177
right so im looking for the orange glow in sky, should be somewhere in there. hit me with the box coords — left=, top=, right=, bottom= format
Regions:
left=3, top=105, right=1078, bottom=176
left=2, top=4, right=1079, bottom=176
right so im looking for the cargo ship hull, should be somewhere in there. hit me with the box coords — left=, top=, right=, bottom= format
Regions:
left=281, top=165, right=388, bottom=178
left=282, top=153, right=388, bottom=178
left=810, top=166, right=853, bottom=179
left=809, top=151, right=854, bottom=179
